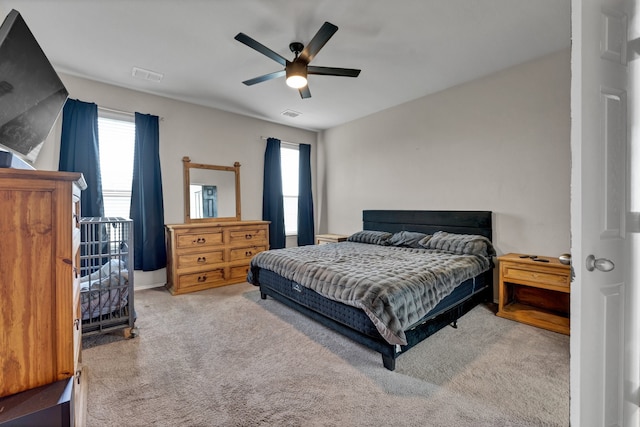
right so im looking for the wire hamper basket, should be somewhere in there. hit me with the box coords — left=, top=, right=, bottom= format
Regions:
left=79, top=217, right=136, bottom=338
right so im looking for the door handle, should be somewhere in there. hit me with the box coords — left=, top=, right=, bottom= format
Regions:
left=585, top=255, right=615, bottom=272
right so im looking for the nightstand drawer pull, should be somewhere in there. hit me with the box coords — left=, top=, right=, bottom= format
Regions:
left=197, top=256, right=206, bottom=263
left=197, top=275, right=207, bottom=282
left=194, top=237, right=206, bottom=244
left=245, top=234, right=253, bottom=239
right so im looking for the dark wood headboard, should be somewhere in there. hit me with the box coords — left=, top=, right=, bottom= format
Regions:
left=363, top=210, right=493, bottom=240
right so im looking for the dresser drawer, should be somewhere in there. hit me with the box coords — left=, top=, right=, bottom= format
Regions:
left=73, top=280, right=81, bottom=371
left=178, top=268, right=226, bottom=290
left=72, top=197, right=81, bottom=229
left=228, top=228, right=267, bottom=245
left=230, top=264, right=251, bottom=281
left=176, top=230, right=223, bottom=249
left=177, top=250, right=224, bottom=269
left=229, top=245, right=267, bottom=262
left=502, top=264, right=570, bottom=288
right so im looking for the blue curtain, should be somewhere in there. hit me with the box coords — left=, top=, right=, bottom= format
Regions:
left=297, top=144, right=314, bottom=246
left=58, top=99, right=104, bottom=217
left=263, top=137, right=286, bottom=249
left=130, top=112, right=166, bottom=271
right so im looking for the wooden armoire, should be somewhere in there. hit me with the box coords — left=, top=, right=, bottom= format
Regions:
left=0, top=168, right=87, bottom=425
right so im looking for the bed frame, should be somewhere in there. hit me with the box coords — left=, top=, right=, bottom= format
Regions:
left=256, top=210, right=494, bottom=370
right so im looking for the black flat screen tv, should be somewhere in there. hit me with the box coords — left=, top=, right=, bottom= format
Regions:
left=0, top=9, right=68, bottom=165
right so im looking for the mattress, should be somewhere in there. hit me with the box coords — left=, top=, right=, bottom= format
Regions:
left=254, top=267, right=488, bottom=340
left=249, top=237, right=493, bottom=345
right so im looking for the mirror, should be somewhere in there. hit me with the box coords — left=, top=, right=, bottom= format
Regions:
left=183, top=156, right=241, bottom=223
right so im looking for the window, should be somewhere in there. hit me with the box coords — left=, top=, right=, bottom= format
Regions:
left=97, top=110, right=135, bottom=218
left=281, top=144, right=299, bottom=235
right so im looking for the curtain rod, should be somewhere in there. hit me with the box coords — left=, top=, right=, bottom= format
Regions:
left=260, top=136, right=298, bottom=146
left=99, top=105, right=165, bottom=121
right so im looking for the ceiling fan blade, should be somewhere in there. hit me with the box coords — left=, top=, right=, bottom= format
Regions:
left=299, top=85, right=311, bottom=99
left=242, top=70, right=286, bottom=86
left=307, top=66, right=361, bottom=77
left=234, top=33, right=288, bottom=66
left=299, top=22, right=338, bottom=64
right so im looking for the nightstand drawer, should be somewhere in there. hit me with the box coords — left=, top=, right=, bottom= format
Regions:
left=502, top=264, right=570, bottom=288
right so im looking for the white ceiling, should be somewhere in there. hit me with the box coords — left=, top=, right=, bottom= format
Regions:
left=0, top=0, right=571, bottom=131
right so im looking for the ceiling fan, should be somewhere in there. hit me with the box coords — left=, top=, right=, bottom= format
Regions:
left=234, top=21, right=361, bottom=99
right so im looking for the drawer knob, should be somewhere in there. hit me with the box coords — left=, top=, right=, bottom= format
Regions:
left=197, top=275, right=207, bottom=282
left=245, top=234, right=253, bottom=239
left=585, top=255, right=615, bottom=272
left=197, top=256, right=206, bottom=263
left=194, top=237, right=206, bottom=244
left=245, top=250, right=253, bottom=257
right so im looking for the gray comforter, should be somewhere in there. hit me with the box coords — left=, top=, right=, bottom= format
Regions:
left=248, top=242, right=491, bottom=345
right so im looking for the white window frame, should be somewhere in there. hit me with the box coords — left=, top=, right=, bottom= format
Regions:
left=97, top=108, right=136, bottom=219
left=280, top=142, right=299, bottom=236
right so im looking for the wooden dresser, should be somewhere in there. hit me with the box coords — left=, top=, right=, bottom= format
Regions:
left=0, top=169, right=87, bottom=423
left=165, top=221, right=269, bottom=295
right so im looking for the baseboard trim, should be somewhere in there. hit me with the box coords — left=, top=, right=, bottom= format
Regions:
left=134, top=283, right=166, bottom=291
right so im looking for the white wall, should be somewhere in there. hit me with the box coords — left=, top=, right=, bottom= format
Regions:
left=35, top=73, right=317, bottom=288
left=320, top=50, right=571, bottom=260
left=34, top=50, right=570, bottom=289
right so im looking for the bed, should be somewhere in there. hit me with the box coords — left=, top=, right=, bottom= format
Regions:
left=248, top=210, right=495, bottom=370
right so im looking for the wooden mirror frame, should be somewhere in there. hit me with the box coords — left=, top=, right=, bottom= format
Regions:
left=183, top=156, right=241, bottom=223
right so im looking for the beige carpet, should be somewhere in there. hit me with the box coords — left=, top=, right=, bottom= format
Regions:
left=82, top=283, right=569, bottom=426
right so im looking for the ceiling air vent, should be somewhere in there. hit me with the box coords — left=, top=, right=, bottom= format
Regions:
left=131, top=66, right=164, bottom=83
left=281, top=109, right=301, bottom=118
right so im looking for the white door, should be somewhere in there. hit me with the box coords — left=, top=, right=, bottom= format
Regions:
left=571, top=0, right=639, bottom=426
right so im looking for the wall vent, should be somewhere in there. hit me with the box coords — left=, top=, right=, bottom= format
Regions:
left=281, top=109, right=301, bottom=118
left=131, top=66, right=164, bottom=83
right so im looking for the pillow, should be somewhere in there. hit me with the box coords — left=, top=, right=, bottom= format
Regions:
left=347, top=230, right=392, bottom=245
left=420, top=231, right=496, bottom=257
left=387, top=231, right=430, bottom=248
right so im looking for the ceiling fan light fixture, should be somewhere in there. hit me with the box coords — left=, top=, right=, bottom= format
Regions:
left=286, top=75, right=307, bottom=88
left=235, top=22, right=360, bottom=98
left=286, top=61, right=308, bottom=88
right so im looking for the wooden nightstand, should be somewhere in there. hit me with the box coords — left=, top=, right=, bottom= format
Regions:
left=496, top=253, right=571, bottom=335
left=315, top=233, right=349, bottom=245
